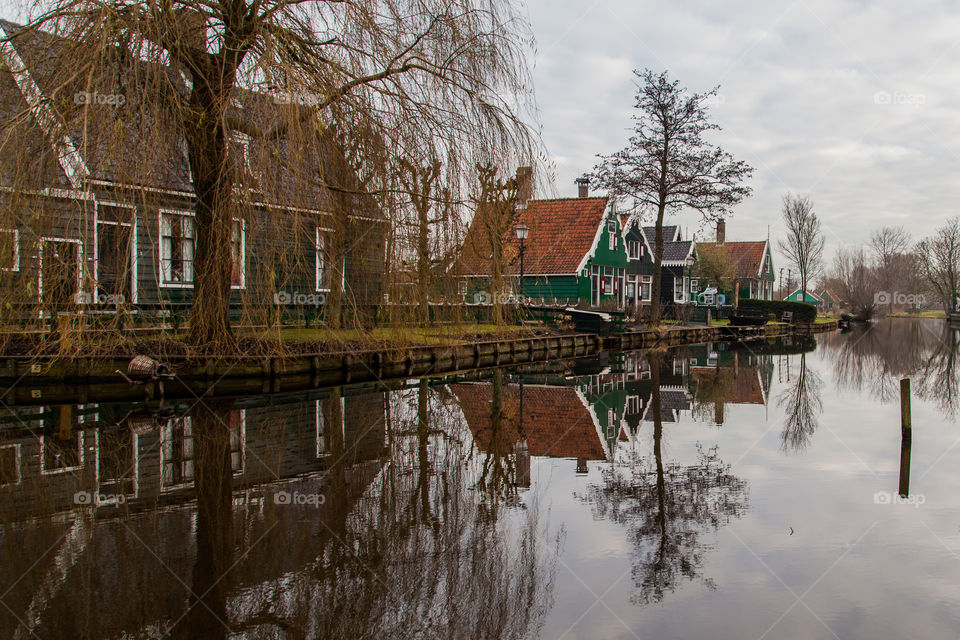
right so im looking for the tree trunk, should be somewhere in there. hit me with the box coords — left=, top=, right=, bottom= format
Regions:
left=648, top=204, right=666, bottom=326
left=187, top=83, right=236, bottom=351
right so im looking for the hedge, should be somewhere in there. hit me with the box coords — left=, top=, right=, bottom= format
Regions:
left=739, top=298, right=818, bottom=323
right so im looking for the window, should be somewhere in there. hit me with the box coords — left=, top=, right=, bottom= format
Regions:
left=458, top=280, right=467, bottom=295
left=230, top=220, right=244, bottom=287
left=626, top=395, right=640, bottom=415
left=690, top=279, right=700, bottom=293
left=602, top=266, right=614, bottom=295
left=0, top=229, right=18, bottom=271
left=160, top=212, right=195, bottom=285
left=161, top=212, right=243, bottom=287
left=315, top=229, right=328, bottom=290
left=96, top=205, right=134, bottom=300
left=674, top=276, right=686, bottom=302
left=641, top=275, right=652, bottom=302
left=0, top=445, right=20, bottom=486
left=627, top=240, right=642, bottom=260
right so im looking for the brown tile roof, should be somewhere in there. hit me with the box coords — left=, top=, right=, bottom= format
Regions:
left=450, top=383, right=608, bottom=461
left=697, top=241, right=768, bottom=279
left=459, top=196, right=608, bottom=276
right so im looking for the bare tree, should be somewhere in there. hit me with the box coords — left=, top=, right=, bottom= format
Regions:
left=693, top=242, right=735, bottom=305
left=869, top=226, right=911, bottom=300
left=829, top=245, right=878, bottom=320
left=10, top=0, right=538, bottom=352
left=592, top=69, right=753, bottom=326
left=777, top=193, right=824, bottom=302
left=916, top=217, right=960, bottom=313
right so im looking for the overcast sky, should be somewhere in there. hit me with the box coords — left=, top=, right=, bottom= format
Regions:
left=525, top=0, right=960, bottom=264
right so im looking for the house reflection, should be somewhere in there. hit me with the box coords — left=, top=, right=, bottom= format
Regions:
left=0, top=381, right=559, bottom=639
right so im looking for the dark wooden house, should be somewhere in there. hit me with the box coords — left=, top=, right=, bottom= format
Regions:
left=0, top=20, right=385, bottom=322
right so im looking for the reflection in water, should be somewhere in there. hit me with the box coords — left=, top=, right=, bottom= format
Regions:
left=822, top=319, right=960, bottom=417
left=0, top=384, right=561, bottom=638
left=777, top=352, right=824, bottom=453
left=579, top=353, right=749, bottom=605
left=0, top=337, right=829, bottom=637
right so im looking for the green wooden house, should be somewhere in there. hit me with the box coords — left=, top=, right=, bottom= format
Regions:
left=459, top=192, right=629, bottom=309
left=785, top=288, right=823, bottom=309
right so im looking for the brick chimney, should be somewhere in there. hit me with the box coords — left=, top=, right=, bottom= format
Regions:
left=515, top=166, right=533, bottom=208
left=576, top=177, right=589, bottom=198
left=716, top=218, right=726, bottom=245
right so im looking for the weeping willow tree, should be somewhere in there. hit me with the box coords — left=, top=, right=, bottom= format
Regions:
left=0, top=0, right=538, bottom=355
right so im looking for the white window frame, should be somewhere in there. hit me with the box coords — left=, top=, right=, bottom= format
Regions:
left=690, top=278, right=699, bottom=293
left=159, top=210, right=245, bottom=289
left=674, top=276, right=685, bottom=303
left=158, top=210, right=195, bottom=288
left=458, top=280, right=467, bottom=295
left=607, top=221, right=617, bottom=250
left=0, top=228, right=19, bottom=272
left=38, top=237, right=82, bottom=301
left=160, top=415, right=194, bottom=491
left=40, top=432, right=85, bottom=475
left=641, top=275, right=652, bottom=302
left=627, top=240, right=642, bottom=260
left=316, top=226, right=331, bottom=292
left=94, top=202, right=137, bottom=303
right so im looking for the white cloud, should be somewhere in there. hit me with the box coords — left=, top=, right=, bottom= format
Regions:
left=525, top=0, right=960, bottom=263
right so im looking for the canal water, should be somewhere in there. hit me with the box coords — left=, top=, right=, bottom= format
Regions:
left=1, top=318, right=959, bottom=639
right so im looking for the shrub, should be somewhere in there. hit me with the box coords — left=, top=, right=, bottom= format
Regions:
left=739, top=298, right=817, bottom=323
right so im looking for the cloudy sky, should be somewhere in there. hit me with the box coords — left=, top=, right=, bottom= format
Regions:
left=524, top=0, right=960, bottom=263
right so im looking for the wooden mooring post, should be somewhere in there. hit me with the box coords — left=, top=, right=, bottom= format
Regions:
left=900, top=378, right=912, bottom=442
left=899, top=377, right=912, bottom=497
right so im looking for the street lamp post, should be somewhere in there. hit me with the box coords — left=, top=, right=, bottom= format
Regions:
left=515, top=222, right=529, bottom=300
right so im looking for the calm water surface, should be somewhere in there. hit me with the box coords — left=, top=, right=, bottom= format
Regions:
left=2, top=318, right=960, bottom=639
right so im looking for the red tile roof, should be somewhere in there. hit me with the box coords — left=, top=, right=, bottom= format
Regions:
left=691, top=368, right=765, bottom=404
left=697, top=241, right=768, bottom=279
left=450, top=383, right=608, bottom=461
left=459, top=197, right=608, bottom=276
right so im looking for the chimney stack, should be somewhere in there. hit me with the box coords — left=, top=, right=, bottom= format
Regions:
left=576, top=176, right=589, bottom=198
left=716, top=218, right=726, bottom=245
left=515, top=166, right=533, bottom=208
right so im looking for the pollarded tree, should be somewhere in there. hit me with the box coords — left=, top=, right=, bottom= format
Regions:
left=592, top=69, right=753, bottom=326
left=14, top=0, right=538, bottom=351
left=777, top=194, right=824, bottom=303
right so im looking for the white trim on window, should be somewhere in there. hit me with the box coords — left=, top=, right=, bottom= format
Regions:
left=158, top=209, right=195, bottom=288
left=315, top=226, right=331, bottom=292
left=94, top=201, right=136, bottom=303
left=158, top=210, right=245, bottom=289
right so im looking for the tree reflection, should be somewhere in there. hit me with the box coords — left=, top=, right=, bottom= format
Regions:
left=581, top=353, right=748, bottom=605
left=821, top=319, right=960, bottom=417
left=777, top=353, right=824, bottom=453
